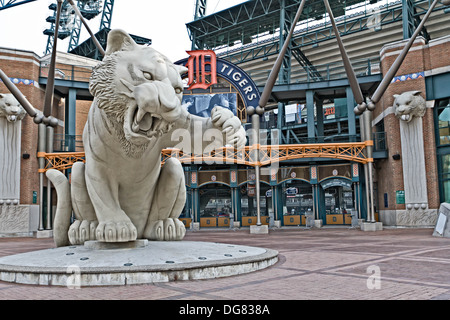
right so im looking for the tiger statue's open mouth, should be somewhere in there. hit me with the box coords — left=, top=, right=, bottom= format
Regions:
left=128, top=104, right=173, bottom=138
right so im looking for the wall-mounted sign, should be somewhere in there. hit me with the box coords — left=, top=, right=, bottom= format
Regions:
left=286, top=187, right=298, bottom=195
left=320, top=178, right=352, bottom=190
left=176, top=51, right=261, bottom=121
left=396, top=190, right=405, bottom=204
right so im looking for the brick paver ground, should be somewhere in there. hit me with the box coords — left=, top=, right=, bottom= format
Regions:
left=0, top=227, right=449, bottom=301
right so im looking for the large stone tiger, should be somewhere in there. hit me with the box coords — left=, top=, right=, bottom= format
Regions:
left=47, top=29, right=246, bottom=247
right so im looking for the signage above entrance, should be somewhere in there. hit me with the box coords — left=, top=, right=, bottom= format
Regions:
left=176, top=51, right=261, bottom=118
left=320, top=178, right=352, bottom=189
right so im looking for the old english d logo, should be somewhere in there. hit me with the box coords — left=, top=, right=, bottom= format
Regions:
left=186, top=50, right=217, bottom=90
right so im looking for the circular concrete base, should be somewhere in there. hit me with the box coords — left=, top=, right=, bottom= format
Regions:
left=0, top=241, right=278, bottom=286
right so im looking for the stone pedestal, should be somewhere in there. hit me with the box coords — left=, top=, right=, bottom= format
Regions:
left=0, top=205, right=37, bottom=236
left=433, top=203, right=450, bottom=238
left=379, top=209, right=438, bottom=227
left=85, top=239, right=148, bottom=250
left=36, top=230, right=53, bottom=238
left=361, top=222, right=383, bottom=231
left=191, top=222, right=200, bottom=231
left=314, top=219, right=323, bottom=228
left=0, top=241, right=279, bottom=286
left=250, top=224, right=269, bottom=234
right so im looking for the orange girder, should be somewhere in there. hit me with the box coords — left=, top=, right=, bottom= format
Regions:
left=37, top=141, right=373, bottom=172
left=37, top=152, right=86, bottom=173
left=162, top=141, right=373, bottom=166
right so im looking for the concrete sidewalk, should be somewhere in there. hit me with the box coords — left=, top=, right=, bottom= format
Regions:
left=0, top=227, right=449, bottom=300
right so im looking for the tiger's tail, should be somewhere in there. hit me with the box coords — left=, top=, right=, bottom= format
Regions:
left=46, top=169, right=72, bottom=247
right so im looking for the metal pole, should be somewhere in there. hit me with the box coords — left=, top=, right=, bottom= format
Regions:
left=258, top=0, right=307, bottom=109
left=323, top=0, right=364, bottom=105
left=0, top=69, right=40, bottom=122
left=364, top=111, right=375, bottom=222
left=360, top=111, right=375, bottom=222
left=368, top=163, right=375, bottom=222
left=38, top=124, right=46, bottom=231
left=45, top=126, right=54, bottom=230
left=272, top=186, right=276, bottom=222
left=230, top=188, right=235, bottom=230
left=316, top=185, right=320, bottom=220
left=357, top=182, right=361, bottom=219
left=370, top=0, right=440, bottom=104
left=252, top=113, right=262, bottom=226
left=312, top=184, right=316, bottom=222
left=43, top=0, right=62, bottom=122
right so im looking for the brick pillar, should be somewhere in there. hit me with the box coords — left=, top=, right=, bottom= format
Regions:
left=374, top=37, right=440, bottom=226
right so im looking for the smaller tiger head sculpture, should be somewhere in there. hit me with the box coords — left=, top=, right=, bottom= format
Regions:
left=393, top=91, right=426, bottom=123
left=0, top=93, right=26, bottom=122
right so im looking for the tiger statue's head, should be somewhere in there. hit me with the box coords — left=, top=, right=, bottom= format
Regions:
left=393, top=91, right=426, bottom=123
left=0, top=93, right=26, bottom=122
left=89, top=29, right=188, bottom=157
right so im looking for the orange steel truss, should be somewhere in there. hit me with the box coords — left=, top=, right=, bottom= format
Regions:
left=38, top=141, right=372, bottom=173
left=161, top=141, right=373, bottom=166
left=37, top=152, right=86, bottom=173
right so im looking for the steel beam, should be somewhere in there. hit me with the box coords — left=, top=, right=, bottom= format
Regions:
left=0, top=0, right=36, bottom=10
left=194, top=0, right=207, bottom=20
left=99, top=0, right=114, bottom=30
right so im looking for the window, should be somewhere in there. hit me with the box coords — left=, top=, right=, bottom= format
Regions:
left=436, top=99, right=450, bottom=146
left=440, top=154, right=450, bottom=203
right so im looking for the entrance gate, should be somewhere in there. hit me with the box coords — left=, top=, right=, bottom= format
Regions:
left=321, top=178, right=355, bottom=225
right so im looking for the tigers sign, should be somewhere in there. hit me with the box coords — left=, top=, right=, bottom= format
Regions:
left=185, top=50, right=217, bottom=90
left=176, top=50, right=261, bottom=115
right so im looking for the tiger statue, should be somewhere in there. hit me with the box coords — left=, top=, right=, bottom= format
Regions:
left=393, top=91, right=426, bottom=123
left=0, top=93, right=26, bottom=122
left=47, top=29, right=246, bottom=247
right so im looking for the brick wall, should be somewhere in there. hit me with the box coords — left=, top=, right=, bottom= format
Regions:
left=374, top=36, right=448, bottom=211
left=76, top=100, right=91, bottom=137
left=0, top=48, right=64, bottom=205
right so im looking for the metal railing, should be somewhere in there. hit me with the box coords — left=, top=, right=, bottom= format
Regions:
left=248, top=56, right=380, bottom=86
left=39, top=63, right=93, bottom=83
left=53, top=134, right=84, bottom=152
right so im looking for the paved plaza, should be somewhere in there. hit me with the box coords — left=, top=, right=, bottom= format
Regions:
left=0, top=227, right=449, bottom=301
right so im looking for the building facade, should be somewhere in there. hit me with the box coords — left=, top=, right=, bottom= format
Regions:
left=182, top=0, right=450, bottom=228
left=1, top=0, right=450, bottom=235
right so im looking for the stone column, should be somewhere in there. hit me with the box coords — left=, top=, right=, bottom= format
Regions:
left=0, top=117, right=21, bottom=204
left=395, top=91, right=438, bottom=226
left=399, top=116, right=428, bottom=208
left=0, top=94, right=30, bottom=235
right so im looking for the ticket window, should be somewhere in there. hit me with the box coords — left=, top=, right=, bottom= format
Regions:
left=240, top=183, right=271, bottom=217
left=282, top=181, right=313, bottom=225
left=199, top=184, right=232, bottom=219
left=325, top=185, right=355, bottom=224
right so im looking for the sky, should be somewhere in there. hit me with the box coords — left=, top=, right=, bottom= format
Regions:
left=0, top=0, right=245, bottom=62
